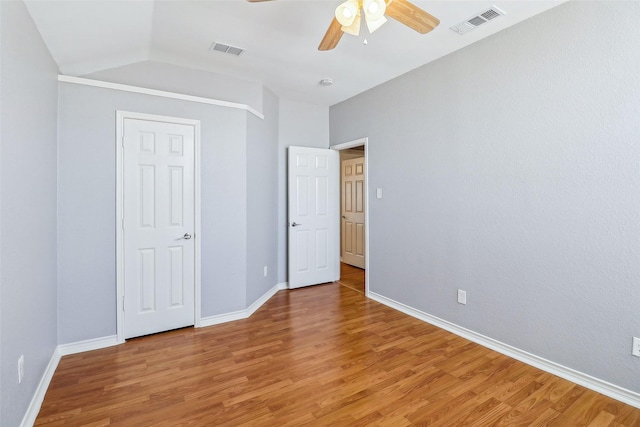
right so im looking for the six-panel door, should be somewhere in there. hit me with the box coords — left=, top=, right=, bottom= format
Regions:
left=341, top=157, right=365, bottom=269
left=123, top=118, right=195, bottom=339
left=288, top=147, right=339, bottom=289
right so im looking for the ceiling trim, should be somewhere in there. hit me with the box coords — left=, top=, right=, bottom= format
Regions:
left=58, top=75, right=264, bottom=119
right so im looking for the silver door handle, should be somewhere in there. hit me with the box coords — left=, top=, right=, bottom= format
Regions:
left=291, top=222, right=301, bottom=227
left=182, top=233, right=192, bottom=240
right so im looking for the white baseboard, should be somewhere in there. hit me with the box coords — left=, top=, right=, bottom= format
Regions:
left=20, top=335, right=121, bottom=427
left=20, top=348, right=61, bottom=427
left=199, top=282, right=287, bottom=328
left=199, top=309, right=247, bottom=327
left=368, top=291, right=640, bottom=410
left=20, top=282, right=287, bottom=426
left=245, top=282, right=288, bottom=317
left=58, top=335, right=119, bottom=356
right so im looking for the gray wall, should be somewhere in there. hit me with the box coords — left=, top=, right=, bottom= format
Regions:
left=246, top=88, right=279, bottom=305
left=57, top=82, right=250, bottom=343
left=84, top=60, right=264, bottom=115
left=0, top=1, right=3, bottom=420
left=330, top=1, right=640, bottom=393
left=85, top=63, right=328, bottom=288
left=1, top=2, right=3, bottom=422
left=1, top=1, right=59, bottom=425
left=277, top=99, right=329, bottom=284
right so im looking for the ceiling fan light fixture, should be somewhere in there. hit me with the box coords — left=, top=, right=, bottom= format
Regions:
left=341, top=12, right=361, bottom=36
left=365, top=15, right=387, bottom=33
left=363, top=0, right=386, bottom=21
left=335, top=0, right=359, bottom=26
left=318, top=0, right=439, bottom=51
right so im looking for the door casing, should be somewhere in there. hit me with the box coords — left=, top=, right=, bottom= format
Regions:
left=116, top=111, right=202, bottom=343
left=332, top=138, right=369, bottom=295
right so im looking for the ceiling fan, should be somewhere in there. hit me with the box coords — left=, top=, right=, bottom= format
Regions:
left=247, top=0, right=440, bottom=51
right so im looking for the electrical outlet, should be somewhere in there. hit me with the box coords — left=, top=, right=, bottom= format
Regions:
left=457, top=289, right=467, bottom=305
left=263, top=266, right=268, bottom=277
left=18, top=355, right=24, bottom=384
left=633, top=337, right=640, bottom=357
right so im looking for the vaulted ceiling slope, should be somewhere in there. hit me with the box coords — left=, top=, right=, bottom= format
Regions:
left=24, top=0, right=566, bottom=106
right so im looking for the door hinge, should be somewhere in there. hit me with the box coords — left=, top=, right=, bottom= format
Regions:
left=121, top=218, right=125, bottom=230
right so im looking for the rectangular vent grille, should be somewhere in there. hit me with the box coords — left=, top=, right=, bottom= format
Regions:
left=209, top=42, right=245, bottom=57
left=450, top=6, right=505, bottom=35
left=481, top=9, right=501, bottom=20
left=467, top=16, right=487, bottom=27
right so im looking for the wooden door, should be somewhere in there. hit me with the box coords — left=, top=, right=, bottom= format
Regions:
left=341, top=157, right=365, bottom=269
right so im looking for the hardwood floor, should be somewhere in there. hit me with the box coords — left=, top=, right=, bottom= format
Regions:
left=338, top=262, right=365, bottom=294
left=36, top=283, right=640, bottom=426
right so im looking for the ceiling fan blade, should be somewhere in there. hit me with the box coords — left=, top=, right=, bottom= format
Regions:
left=385, top=0, right=440, bottom=34
left=318, top=17, right=344, bottom=51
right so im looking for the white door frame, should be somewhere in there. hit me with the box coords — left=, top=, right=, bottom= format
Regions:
left=115, top=111, right=202, bottom=343
left=332, top=137, right=369, bottom=296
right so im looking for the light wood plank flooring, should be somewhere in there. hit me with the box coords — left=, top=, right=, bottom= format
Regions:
left=36, top=283, right=640, bottom=426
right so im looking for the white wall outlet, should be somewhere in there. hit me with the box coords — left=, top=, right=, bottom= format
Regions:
left=633, top=337, right=640, bottom=357
left=263, top=266, right=268, bottom=277
left=18, top=355, right=24, bottom=384
left=457, top=289, right=467, bottom=305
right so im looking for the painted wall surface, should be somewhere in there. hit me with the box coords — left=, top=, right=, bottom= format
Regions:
left=84, top=61, right=264, bottom=115
left=57, top=82, right=249, bottom=344
left=0, top=1, right=3, bottom=421
left=246, top=88, right=279, bottom=305
left=0, top=1, right=59, bottom=425
left=330, top=1, right=640, bottom=393
left=277, top=99, right=329, bottom=284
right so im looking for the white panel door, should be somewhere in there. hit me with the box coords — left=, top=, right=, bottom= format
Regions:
left=288, top=147, right=339, bottom=289
left=123, top=118, right=195, bottom=339
left=341, top=157, right=366, bottom=269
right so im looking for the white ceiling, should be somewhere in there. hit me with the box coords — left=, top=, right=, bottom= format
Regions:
left=24, top=0, right=567, bottom=106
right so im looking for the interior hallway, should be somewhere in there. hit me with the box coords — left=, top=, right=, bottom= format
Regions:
left=338, top=262, right=365, bottom=294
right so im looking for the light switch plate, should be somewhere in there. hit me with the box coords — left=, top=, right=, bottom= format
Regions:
left=457, top=290, right=467, bottom=305
left=376, top=188, right=383, bottom=199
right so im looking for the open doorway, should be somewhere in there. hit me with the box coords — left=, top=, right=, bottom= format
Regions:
left=332, top=138, right=368, bottom=295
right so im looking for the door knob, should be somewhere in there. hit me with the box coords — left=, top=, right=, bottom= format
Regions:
left=183, top=233, right=192, bottom=240
left=342, top=216, right=346, bottom=219
left=291, top=222, right=301, bottom=227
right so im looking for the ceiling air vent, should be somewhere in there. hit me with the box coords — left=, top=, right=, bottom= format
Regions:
left=450, top=6, right=505, bottom=35
left=209, top=42, right=245, bottom=57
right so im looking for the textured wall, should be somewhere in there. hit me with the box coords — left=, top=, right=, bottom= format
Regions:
left=246, top=88, right=279, bottom=305
left=330, top=1, right=640, bottom=393
left=1, top=1, right=59, bottom=425
left=57, top=82, right=249, bottom=343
